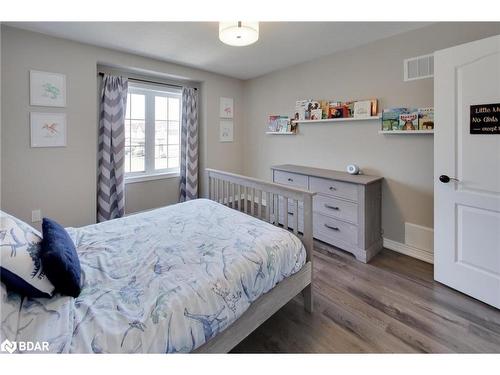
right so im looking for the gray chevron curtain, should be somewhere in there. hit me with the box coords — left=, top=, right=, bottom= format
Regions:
left=97, top=75, right=128, bottom=222
left=179, top=87, right=199, bottom=202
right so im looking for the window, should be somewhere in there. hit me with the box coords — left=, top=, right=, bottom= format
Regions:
left=124, top=83, right=181, bottom=181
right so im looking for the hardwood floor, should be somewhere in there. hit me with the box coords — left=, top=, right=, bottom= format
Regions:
left=232, top=242, right=500, bottom=353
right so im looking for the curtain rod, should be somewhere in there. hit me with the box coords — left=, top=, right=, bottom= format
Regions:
left=98, top=72, right=196, bottom=90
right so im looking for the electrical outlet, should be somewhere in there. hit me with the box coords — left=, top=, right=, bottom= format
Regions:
left=31, top=210, right=42, bottom=223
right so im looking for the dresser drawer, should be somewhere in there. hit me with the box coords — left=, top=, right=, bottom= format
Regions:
left=313, top=213, right=358, bottom=246
left=310, top=176, right=358, bottom=202
left=314, top=195, right=358, bottom=224
left=273, top=170, right=308, bottom=189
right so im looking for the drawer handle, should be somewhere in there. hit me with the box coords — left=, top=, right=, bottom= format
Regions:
left=329, top=186, right=336, bottom=191
left=324, top=204, right=339, bottom=211
left=324, top=224, right=340, bottom=231
left=287, top=178, right=293, bottom=182
left=288, top=212, right=294, bottom=216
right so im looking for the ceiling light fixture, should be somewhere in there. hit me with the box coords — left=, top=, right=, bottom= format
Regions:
left=219, top=22, right=259, bottom=47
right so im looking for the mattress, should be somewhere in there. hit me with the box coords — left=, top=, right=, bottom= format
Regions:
left=1, top=199, right=306, bottom=353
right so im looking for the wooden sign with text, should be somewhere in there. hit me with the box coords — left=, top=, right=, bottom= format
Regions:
left=470, top=103, right=500, bottom=134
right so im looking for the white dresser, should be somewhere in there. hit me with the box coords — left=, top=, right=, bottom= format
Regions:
left=271, top=164, right=383, bottom=263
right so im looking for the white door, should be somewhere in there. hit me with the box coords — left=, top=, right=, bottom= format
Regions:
left=434, top=35, right=500, bottom=308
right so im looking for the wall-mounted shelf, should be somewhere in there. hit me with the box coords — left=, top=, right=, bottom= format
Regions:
left=265, top=131, right=296, bottom=135
left=378, top=130, right=434, bottom=135
left=296, top=115, right=381, bottom=124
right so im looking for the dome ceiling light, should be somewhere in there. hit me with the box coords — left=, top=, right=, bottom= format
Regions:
left=219, top=22, right=259, bottom=47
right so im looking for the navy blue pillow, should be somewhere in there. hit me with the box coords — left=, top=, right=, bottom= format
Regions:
left=40, top=218, right=81, bottom=297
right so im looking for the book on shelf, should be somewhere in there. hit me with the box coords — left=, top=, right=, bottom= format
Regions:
left=319, top=100, right=329, bottom=119
left=294, top=98, right=379, bottom=121
left=295, top=99, right=321, bottom=121
left=325, top=101, right=347, bottom=118
left=382, top=108, right=405, bottom=131
left=418, top=107, right=434, bottom=130
left=268, top=115, right=290, bottom=133
left=310, top=109, right=322, bottom=120
left=294, top=100, right=309, bottom=121
left=382, top=108, right=407, bottom=131
left=399, top=111, right=419, bottom=130
left=370, top=99, right=378, bottom=116
left=353, top=100, right=372, bottom=118
left=382, top=107, right=434, bottom=132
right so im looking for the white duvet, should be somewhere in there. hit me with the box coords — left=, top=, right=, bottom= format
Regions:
left=0, top=199, right=306, bottom=353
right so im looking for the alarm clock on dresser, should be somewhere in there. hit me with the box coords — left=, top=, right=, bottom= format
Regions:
left=346, top=164, right=360, bottom=175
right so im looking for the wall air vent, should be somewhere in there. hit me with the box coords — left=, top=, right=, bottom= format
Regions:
left=404, top=53, right=434, bottom=81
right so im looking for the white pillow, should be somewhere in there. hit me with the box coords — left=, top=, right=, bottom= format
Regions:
left=0, top=211, right=55, bottom=298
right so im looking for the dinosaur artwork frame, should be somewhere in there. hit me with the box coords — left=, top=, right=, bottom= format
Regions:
left=30, top=70, right=67, bottom=107
left=30, top=112, right=67, bottom=148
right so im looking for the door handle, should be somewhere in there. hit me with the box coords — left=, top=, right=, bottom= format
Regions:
left=439, top=175, right=459, bottom=183
left=287, top=178, right=293, bottom=182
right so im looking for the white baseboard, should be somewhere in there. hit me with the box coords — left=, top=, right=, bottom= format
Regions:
left=383, top=238, right=434, bottom=264
left=405, top=222, right=434, bottom=253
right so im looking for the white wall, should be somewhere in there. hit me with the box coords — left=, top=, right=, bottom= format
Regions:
left=242, top=22, right=500, bottom=243
left=1, top=25, right=244, bottom=227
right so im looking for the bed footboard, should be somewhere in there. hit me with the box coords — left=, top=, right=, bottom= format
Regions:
left=205, top=168, right=315, bottom=310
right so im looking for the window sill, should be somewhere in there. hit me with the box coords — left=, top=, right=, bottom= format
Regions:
left=125, top=172, right=180, bottom=184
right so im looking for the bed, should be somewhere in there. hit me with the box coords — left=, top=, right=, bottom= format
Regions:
left=0, top=169, right=315, bottom=353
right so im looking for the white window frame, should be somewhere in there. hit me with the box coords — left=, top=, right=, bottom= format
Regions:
left=125, top=82, right=182, bottom=184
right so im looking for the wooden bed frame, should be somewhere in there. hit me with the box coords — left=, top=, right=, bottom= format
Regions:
left=195, top=169, right=316, bottom=353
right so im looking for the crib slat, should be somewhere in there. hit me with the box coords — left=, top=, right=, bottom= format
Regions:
left=220, top=180, right=224, bottom=204
left=229, top=183, right=233, bottom=208
left=283, top=197, right=288, bottom=230
left=219, top=179, right=222, bottom=204
left=244, top=187, right=248, bottom=213
left=225, top=181, right=229, bottom=206
left=233, top=183, right=237, bottom=209
left=220, top=180, right=226, bottom=204
left=215, top=179, right=219, bottom=202
left=293, top=199, right=299, bottom=235
left=238, top=185, right=243, bottom=211
left=265, top=191, right=271, bottom=222
left=218, top=179, right=222, bottom=204
left=250, top=188, right=255, bottom=216
left=271, top=193, right=274, bottom=223
left=221, top=180, right=224, bottom=205
left=257, top=190, right=262, bottom=219
left=274, top=194, right=280, bottom=227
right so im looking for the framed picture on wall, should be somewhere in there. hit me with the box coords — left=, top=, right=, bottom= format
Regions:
left=219, top=120, right=234, bottom=142
left=30, top=70, right=67, bottom=107
left=30, top=112, right=67, bottom=147
left=219, top=97, right=234, bottom=118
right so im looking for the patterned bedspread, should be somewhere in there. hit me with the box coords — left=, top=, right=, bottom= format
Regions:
left=1, top=199, right=306, bottom=353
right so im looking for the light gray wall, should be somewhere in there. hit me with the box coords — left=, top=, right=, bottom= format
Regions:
left=1, top=25, right=244, bottom=227
left=242, top=22, right=500, bottom=243
left=3, top=23, right=500, bottom=243
left=0, top=23, right=2, bottom=209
